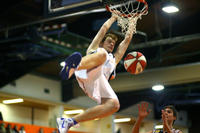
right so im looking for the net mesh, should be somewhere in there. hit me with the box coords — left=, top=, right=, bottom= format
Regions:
left=106, top=0, right=148, bottom=35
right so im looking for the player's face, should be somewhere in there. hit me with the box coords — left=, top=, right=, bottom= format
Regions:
left=102, top=37, right=116, bottom=53
left=164, top=108, right=176, bottom=122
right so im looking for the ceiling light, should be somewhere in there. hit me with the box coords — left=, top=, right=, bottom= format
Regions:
left=3, top=98, right=24, bottom=104
left=64, top=109, right=84, bottom=115
left=60, top=61, right=65, bottom=67
left=162, top=5, right=179, bottom=13
left=152, top=84, right=164, bottom=91
left=114, top=118, right=131, bottom=123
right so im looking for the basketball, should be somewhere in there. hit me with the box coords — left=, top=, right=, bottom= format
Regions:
left=124, top=51, right=147, bottom=74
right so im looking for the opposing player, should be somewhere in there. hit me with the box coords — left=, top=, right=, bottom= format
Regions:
left=132, top=102, right=182, bottom=133
left=56, top=13, right=136, bottom=133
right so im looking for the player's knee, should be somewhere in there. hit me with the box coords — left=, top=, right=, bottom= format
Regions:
left=97, top=48, right=107, bottom=63
left=110, top=99, right=120, bottom=112
left=114, top=101, right=120, bottom=112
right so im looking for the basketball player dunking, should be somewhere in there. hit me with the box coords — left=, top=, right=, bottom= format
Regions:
left=57, top=14, right=136, bottom=133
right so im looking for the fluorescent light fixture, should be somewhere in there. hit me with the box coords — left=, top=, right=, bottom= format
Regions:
left=155, top=125, right=163, bottom=129
left=162, top=5, right=179, bottom=13
left=152, top=84, right=164, bottom=91
left=3, top=98, right=24, bottom=104
left=60, top=61, right=65, bottom=67
left=114, top=118, right=131, bottom=123
left=64, top=109, right=84, bottom=115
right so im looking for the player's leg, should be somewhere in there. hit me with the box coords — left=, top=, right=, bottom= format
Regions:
left=60, top=48, right=107, bottom=80
left=57, top=98, right=119, bottom=133
left=77, top=48, right=107, bottom=70
left=73, top=98, right=120, bottom=122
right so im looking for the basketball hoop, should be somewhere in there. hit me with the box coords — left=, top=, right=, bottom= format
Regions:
left=103, top=0, right=148, bottom=35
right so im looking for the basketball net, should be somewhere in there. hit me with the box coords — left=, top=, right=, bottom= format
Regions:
left=105, top=0, right=148, bottom=35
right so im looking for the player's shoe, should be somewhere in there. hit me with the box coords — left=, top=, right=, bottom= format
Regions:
left=56, top=118, right=74, bottom=133
left=60, top=52, right=82, bottom=80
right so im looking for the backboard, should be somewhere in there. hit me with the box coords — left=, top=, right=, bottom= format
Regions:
left=45, top=0, right=102, bottom=16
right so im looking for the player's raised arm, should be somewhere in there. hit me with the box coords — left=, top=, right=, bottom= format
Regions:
left=114, top=20, right=135, bottom=66
left=86, top=15, right=117, bottom=54
left=106, top=0, right=148, bottom=66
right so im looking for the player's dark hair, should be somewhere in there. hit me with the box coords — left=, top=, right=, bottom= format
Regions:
left=102, top=33, right=118, bottom=43
left=164, top=105, right=178, bottom=125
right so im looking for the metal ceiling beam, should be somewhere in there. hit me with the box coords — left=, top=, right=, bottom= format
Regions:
left=0, top=6, right=106, bottom=33
left=0, top=36, right=29, bottom=44
left=131, top=33, right=200, bottom=49
left=171, top=99, right=200, bottom=105
left=38, top=40, right=83, bottom=55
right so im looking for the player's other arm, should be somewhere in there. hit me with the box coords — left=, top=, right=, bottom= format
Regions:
left=132, top=115, right=152, bottom=133
left=86, top=15, right=117, bottom=54
left=114, top=22, right=134, bottom=66
left=132, top=102, right=151, bottom=133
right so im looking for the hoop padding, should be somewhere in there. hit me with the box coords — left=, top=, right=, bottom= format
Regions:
left=106, top=0, right=148, bottom=35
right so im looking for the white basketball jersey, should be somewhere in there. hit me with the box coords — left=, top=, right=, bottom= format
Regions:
left=75, top=48, right=118, bottom=104
left=103, top=52, right=116, bottom=80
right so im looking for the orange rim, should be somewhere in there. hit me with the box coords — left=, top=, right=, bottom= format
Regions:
left=105, top=0, right=148, bottom=18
